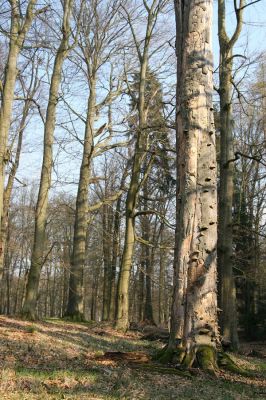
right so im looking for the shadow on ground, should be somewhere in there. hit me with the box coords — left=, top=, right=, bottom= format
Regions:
left=0, top=316, right=265, bottom=400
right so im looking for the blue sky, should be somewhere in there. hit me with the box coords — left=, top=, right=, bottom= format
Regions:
left=14, top=0, right=266, bottom=195
left=213, top=0, right=266, bottom=66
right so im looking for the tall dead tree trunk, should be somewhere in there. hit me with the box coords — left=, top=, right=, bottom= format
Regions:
left=217, top=0, right=245, bottom=351
left=22, top=0, right=73, bottom=320
left=0, top=0, right=38, bottom=280
left=160, top=0, right=219, bottom=371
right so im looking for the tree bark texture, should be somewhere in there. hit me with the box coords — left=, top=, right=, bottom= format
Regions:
left=65, top=81, right=96, bottom=320
left=22, top=0, right=73, bottom=319
left=115, top=4, right=156, bottom=330
left=166, top=0, right=219, bottom=369
left=217, top=0, right=243, bottom=350
left=0, top=99, right=30, bottom=285
left=142, top=185, right=155, bottom=324
left=0, top=0, right=37, bottom=279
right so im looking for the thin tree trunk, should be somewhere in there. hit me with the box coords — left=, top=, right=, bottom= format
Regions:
left=109, top=202, right=120, bottom=320
left=115, top=4, right=156, bottom=330
left=158, top=227, right=165, bottom=325
left=50, top=267, right=56, bottom=317
left=110, top=165, right=128, bottom=321
left=61, top=238, right=70, bottom=316
left=138, top=256, right=145, bottom=322
left=14, top=255, right=24, bottom=314
left=91, top=263, right=100, bottom=321
left=217, top=53, right=239, bottom=348
left=217, top=0, right=244, bottom=351
left=102, top=204, right=113, bottom=321
left=102, top=206, right=108, bottom=321
left=142, top=187, right=155, bottom=324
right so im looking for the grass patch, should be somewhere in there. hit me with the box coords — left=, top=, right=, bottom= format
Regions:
left=15, top=366, right=99, bottom=380
left=45, top=317, right=95, bottom=327
left=25, top=325, right=37, bottom=334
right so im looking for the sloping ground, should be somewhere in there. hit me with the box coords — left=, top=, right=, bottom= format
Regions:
left=0, top=316, right=265, bottom=400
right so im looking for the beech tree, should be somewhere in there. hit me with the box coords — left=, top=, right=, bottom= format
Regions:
left=0, top=0, right=42, bottom=282
left=65, top=0, right=125, bottom=320
left=216, top=0, right=247, bottom=351
left=158, top=0, right=219, bottom=371
left=0, top=0, right=264, bottom=357
left=22, top=0, right=74, bottom=319
left=0, top=55, right=40, bottom=291
left=116, top=0, right=169, bottom=331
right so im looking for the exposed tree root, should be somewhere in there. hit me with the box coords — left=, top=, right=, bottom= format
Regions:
left=139, top=318, right=157, bottom=327
left=20, top=311, right=38, bottom=322
left=195, top=346, right=218, bottom=375
left=153, top=346, right=185, bottom=365
left=217, top=351, right=254, bottom=376
left=131, top=363, right=192, bottom=378
left=155, top=344, right=257, bottom=377
left=101, top=346, right=258, bottom=379
left=114, top=319, right=128, bottom=333
left=63, top=313, right=86, bottom=323
left=175, top=345, right=218, bottom=375
left=100, top=351, right=192, bottom=378
left=155, top=345, right=218, bottom=375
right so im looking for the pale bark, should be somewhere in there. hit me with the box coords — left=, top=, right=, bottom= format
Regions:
left=22, top=0, right=73, bottom=319
left=165, top=0, right=219, bottom=369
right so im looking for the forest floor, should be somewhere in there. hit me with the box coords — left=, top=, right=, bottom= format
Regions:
left=0, top=316, right=265, bottom=399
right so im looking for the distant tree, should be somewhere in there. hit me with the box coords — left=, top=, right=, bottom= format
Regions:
left=127, top=69, right=172, bottom=325
left=65, top=0, right=125, bottom=321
